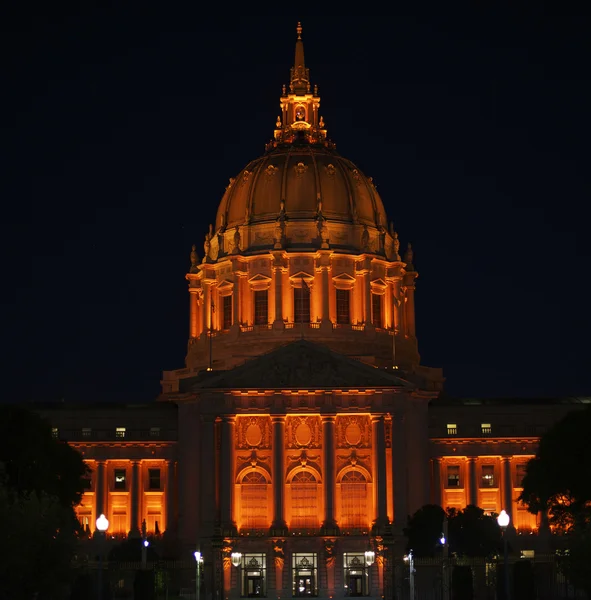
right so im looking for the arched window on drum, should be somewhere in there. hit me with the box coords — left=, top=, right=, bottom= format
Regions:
left=290, top=471, right=318, bottom=530
left=340, top=471, right=368, bottom=530
left=241, top=472, right=268, bottom=530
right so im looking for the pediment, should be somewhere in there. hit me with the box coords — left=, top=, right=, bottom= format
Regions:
left=248, top=273, right=272, bottom=284
left=332, top=273, right=356, bottom=283
left=289, top=271, right=314, bottom=282
left=217, top=279, right=235, bottom=291
left=370, top=278, right=388, bottom=289
left=189, top=340, right=413, bottom=391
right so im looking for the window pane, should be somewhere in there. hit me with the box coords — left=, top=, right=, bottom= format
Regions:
left=515, top=463, right=528, bottom=488
left=241, top=472, right=268, bottom=529
left=447, top=465, right=460, bottom=488
left=222, top=295, right=232, bottom=329
left=291, top=471, right=318, bottom=529
left=294, top=287, right=310, bottom=324
left=148, top=468, right=161, bottom=490
left=340, top=471, right=367, bottom=529
left=114, top=469, right=127, bottom=491
left=336, top=289, right=350, bottom=324
left=371, top=293, right=383, bottom=328
left=481, top=465, right=495, bottom=487
left=254, top=290, right=268, bottom=325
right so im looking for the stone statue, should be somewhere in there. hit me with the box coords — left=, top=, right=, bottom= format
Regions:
left=393, top=231, right=400, bottom=260
left=361, top=225, right=370, bottom=251
left=203, top=224, right=213, bottom=262
left=232, top=226, right=241, bottom=254
left=404, top=242, right=414, bottom=269
left=190, top=244, right=198, bottom=268
left=274, top=199, right=287, bottom=249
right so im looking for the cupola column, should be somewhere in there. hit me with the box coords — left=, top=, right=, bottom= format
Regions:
left=321, top=267, right=330, bottom=323
left=232, top=280, right=240, bottom=327
left=271, top=416, right=287, bottom=531
left=273, top=264, right=283, bottom=325
left=202, top=282, right=211, bottom=333
left=364, top=271, right=372, bottom=326
left=189, top=288, right=200, bottom=339
left=404, top=282, right=417, bottom=338
left=391, top=277, right=402, bottom=333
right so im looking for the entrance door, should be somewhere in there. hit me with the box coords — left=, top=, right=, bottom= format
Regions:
left=246, top=574, right=263, bottom=597
left=348, top=573, right=364, bottom=596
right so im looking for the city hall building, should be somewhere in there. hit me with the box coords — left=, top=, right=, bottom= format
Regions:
left=38, top=24, right=587, bottom=600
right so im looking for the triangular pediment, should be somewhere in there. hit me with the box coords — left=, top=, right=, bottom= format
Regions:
left=289, top=271, right=314, bottom=282
left=188, top=340, right=413, bottom=391
left=332, top=273, right=356, bottom=282
left=248, top=273, right=272, bottom=284
left=217, top=279, right=235, bottom=290
left=370, top=277, right=387, bottom=288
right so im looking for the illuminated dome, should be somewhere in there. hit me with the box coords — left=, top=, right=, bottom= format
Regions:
left=161, top=23, right=444, bottom=395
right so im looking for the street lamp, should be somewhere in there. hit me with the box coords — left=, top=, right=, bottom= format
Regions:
left=194, top=551, right=204, bottom=600
left=364, top=550, right=375, bottom=567
left=404, top=551, right=415, bottom=600
left=497, top=510, right=511, bottom=600
left=95, top=514, right=109, bottom=600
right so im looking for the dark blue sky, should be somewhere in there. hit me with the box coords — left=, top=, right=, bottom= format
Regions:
left=3, top=10, right=590, bottom=403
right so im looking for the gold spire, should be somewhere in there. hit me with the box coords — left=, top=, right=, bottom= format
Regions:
left=291, top=21, right=309, bottom=94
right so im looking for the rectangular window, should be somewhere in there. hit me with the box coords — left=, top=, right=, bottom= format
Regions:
left=343, top=553, right=371, bottom=597
left=222, top=295, right=232, bottom=329
left=294, top=287, right=310, bottom=324
left=371, top=293, right=383, bottom=328
left=82, top=427, right=92, bottom=438
left=114, top=468, right=127, bottom=491
left=481, top=465, right=496, bottom=488
left=240, top=554, right=267, bottom=598
left=51, top=427, right=59, bottom=439
left=148, top=468, right=161, bottom=491
left=254, top=290, right=269, bottom=325
left=150, top=427, right=160, bottom=438
left=115, top=427, right=126, bottom=439
left=336, top=289, right=350, bottom=325
left=447, top=465, right=460, bottom=488
left=481, top=423, right=492, bottom=435
left=515, top=463, right=528, bottom=488
left=446, top=423, right=457, bottom=435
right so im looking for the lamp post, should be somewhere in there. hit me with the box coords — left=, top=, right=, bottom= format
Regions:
left=441, top=518, right=450, bottom=600
left=96, top=513, right=109, bottom=600
left=231, top=552, right=242, bottom=597
left=404, top=551, right=415, bottom=600
left=364, top=550, right=375, bottom=596
left=497, top=510, right=511, bottom=600
left=194, top=551, right=204, bottom=600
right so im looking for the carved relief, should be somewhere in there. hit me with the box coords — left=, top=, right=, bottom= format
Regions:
left=236, top=416, right=272, bottom=449
left=294, top=162, right=308, bottom=178
left=351, top=169, right=362, bottom=186
left=335, top=449, right=372, bottom=477
left=273, top=539, right=285, bottom=569
left=287, top=449, right=321, bottom=470
left=286, top=416, right=322, bottom=449
left=253, top=231, right=274, bottom=245
left=336, top=415, right=371, bottom=448
left=241, top=170, right=252, bottom=185
left=324, top=539, right=336, bottom=568
left=325, top=163, right=336, bottom=178
left=265, top=164, right=278, bottom=179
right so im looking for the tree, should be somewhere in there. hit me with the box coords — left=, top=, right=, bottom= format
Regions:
left=0, top=405, right=89, bottom=599
left=404, top=504, right=501, bottom=558
left=519, top=405, right=591, bottom=597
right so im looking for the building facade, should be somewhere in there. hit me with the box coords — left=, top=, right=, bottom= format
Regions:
left=37, top=24, right=588, bottom=600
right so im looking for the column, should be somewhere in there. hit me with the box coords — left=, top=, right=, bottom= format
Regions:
left=220, top=416, right=236, bottom=532
left=322, top=415, right=337, bottom=531
left=165, top=459, right=176, bottom=534
left=200, top=415, right=217, bottom=536
left=501, top=457, right=513, bottom=521
left=392, top=278, right=402, bottom=333
left=392, top=413, right=408, bottom=530
left=273, top=267, right=283, bottom=324
left=321, top=267, right=330, bottom=323
left=432, top=458, right=442, bottom=507
left=189, top=289, right=199, bottom=339
left=96, top=460, right=106, bottom=518
left=372, top=416, right=388, bottom=526
left=232, top=279, right=240, bottom=326
left=271, top=416, right=287, bottom=530
left=404, top=283, right=416, bottom=337
left=364, top=271, right=371, bottom=325
left=130, top=460, right=141, bottom=536
left=203, top=283, right=211, bottom=333
left=467, top=458, right=478, bottom=507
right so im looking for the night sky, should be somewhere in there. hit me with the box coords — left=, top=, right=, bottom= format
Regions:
left=3, top=10, right=590, bottom=405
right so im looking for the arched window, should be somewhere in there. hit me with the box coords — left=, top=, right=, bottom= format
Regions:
left=241, top=472, right=268, bottom=530
left=340, top=471, right=367, bottom=529
left=291, top=471, right=318, bottom=529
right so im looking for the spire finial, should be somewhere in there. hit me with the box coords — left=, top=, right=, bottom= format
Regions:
left=297, top=22, right=302, bottom=40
